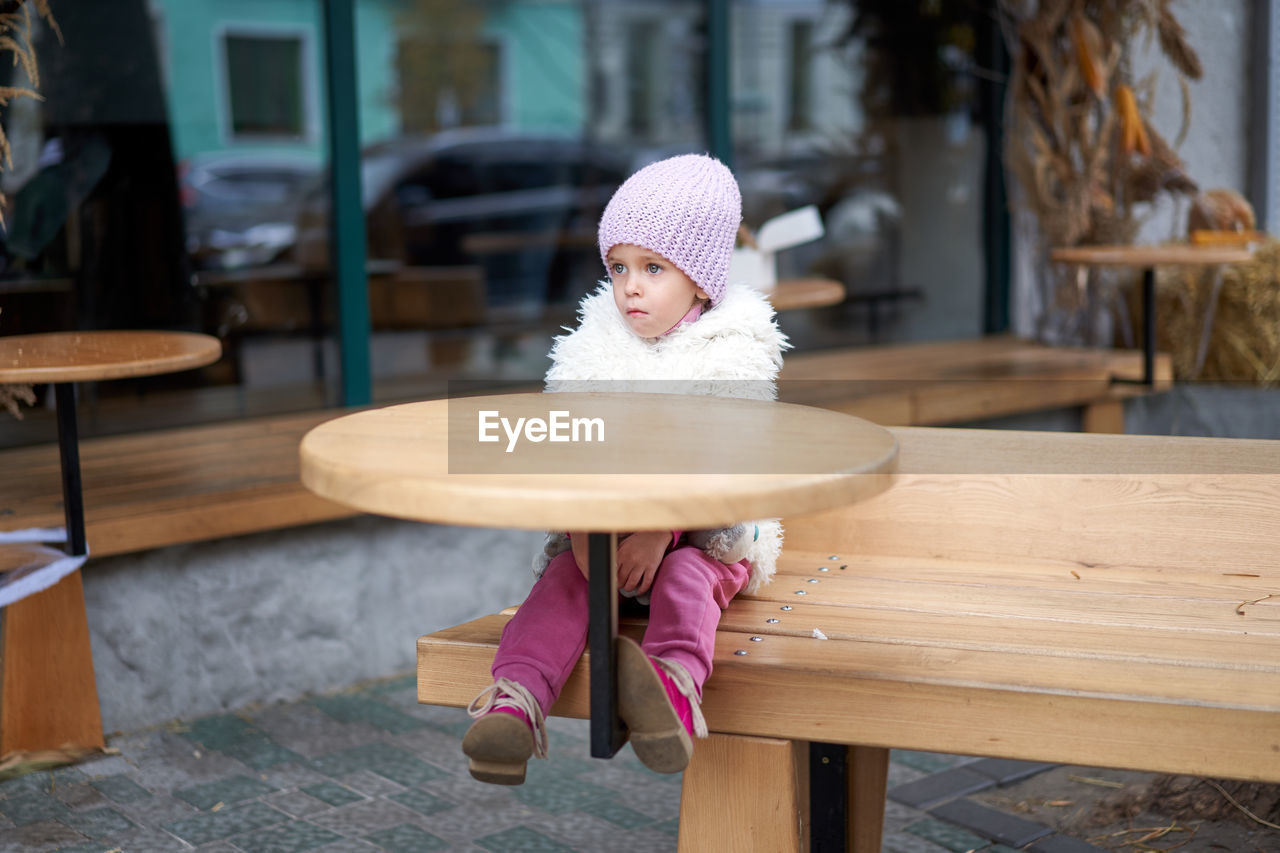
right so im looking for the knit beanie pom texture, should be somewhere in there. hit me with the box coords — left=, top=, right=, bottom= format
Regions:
left=597, top=154, right=742, bottom=305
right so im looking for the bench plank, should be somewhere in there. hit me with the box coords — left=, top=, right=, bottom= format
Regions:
left=0, top=412, right=356, bottom=556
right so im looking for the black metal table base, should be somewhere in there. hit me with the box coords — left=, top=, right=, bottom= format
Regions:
left=54, top=383, right=88, bottom=557
left=810, top=742, right=848, bottom=851
left=587, top=531, right=627, bottom=758
left=1112, top=266, right=1157, bottom=387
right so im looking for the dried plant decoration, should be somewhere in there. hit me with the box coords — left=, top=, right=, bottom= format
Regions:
left=0, top=0, right=59, bottom=224
left=999, top=0, right=1202, bottom=344
left=0, top=3, right=56, bottom=420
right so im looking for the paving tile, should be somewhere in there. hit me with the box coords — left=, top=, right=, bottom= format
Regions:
left=891, top=751, right=966, bottom=774
left=221, top=737, right=307, bottom=771
left=51, top=783, right=105, bottom=810
left=387, top=788, right=455, bottom=817
left=255, top=762, right=332, bottom=792
left=179, top=714, right=266, bottom=750
left=59, top=805, right=135, bottom=839
left=362, top=823, right=450, bottom=852
left=367, top=756, right=449, bottom=788
left=966, top=757, right=1058, bottom=786
left=311, top=840, right=381, bottom=853
left=162, top=801, right=288, bottom=845
left=88, top=774, right=152, bottom=804
left=509, top=773, right=609, bottom=814
left=300, top=781, right=365, bottom=808
left=1028, top=835, right=1109, bottom=853
left=308, top=743, right=406, bottom=778
left=89, top=826, right=187, bottom=853
left=0, top=792, right=70, bottom=825
left=263, top=790, right=333, bottom=818
left=50, top=843, right=113, bottom=853
left=0, top=819, right=86, bottom=849
left=310, top=696, right=428, bottom=735
left=114, top=792, right=199, bottom=826
left=887, top=767, right=995, bottom=809
left=903, top=817, right=991, bottom=853
left=930, top=799, right=1053, bottom=848
left=173, top=774, right=277, bottom=810
left=0, top=773, right=53, bottom=798
left=578, top=798, right=656, bottom=830
left=305, top=798, right=422, bottom=835
left=475, top=825, right=575, bottom=852
left=336, top=769, right=406, bottom=798
left=72, top=754, right=136, bottom=778
left=231, top=819, right=344, bottom=853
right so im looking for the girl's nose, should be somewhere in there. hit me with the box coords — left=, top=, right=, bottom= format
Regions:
left=623, top=274, right=641, bottom=295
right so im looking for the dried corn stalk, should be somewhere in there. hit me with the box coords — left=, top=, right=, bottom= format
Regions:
left=1000, top=0, right=1201, bottom=342
left=0, top=1, right=58, bottom=226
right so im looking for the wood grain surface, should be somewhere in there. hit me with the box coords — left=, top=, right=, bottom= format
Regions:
left=301, top=393, right=899, bottom=531
left=0, top=331, right=221, bottom=383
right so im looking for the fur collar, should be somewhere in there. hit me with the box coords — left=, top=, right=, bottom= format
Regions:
left=545, top=281, right=790, bottom=398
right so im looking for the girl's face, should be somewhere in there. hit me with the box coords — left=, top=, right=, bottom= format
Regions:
left=607, top=244, right=708, bottom=338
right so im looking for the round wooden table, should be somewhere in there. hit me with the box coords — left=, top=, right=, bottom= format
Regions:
left=0, top=331, right=222, bottom=555
left=0, top=330, right=220, bottom=757
left=768, top=278, right=845, bottom=312
left=301, top=391, right=897, bottom=756
left=1049, top=243, right=1255, bottom=385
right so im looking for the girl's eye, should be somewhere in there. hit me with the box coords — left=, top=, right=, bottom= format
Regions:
left=646, top=263, right=662, bottom=274
left=611, top=263, right=625, bottom=275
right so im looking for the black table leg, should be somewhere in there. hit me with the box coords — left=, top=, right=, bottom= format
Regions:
left=810, top=742, right=848, bottom=852
left=1141, top=265, right=1155, bottom=386
left=54, top=383, right=87, bottom=557
left=1112, top=266, right=1157, bottom=387
left=587, top=531, right=626, bottom=758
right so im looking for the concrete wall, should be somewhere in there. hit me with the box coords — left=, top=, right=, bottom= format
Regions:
left=84, top=516, right=539, bottom=734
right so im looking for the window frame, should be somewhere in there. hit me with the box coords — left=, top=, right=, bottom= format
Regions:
left=214, top=22, right=320, bottom=147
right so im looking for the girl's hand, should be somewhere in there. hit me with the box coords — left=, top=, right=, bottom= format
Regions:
left=615, top=531, right=672, bottom=596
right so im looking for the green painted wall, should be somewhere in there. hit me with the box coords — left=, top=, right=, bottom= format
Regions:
left=488, top=2, right=585, bottom=131
left=154, top=0, right=587, bottom=166
left=155, top=0, right=399, bottom=163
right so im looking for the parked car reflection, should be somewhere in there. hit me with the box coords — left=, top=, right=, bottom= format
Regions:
left=292, top=129, right=632, bottom=310
left=179, top=152, right=320, bottom=270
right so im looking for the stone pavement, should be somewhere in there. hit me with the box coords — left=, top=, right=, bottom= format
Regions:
left=0, top=673, right=1107, bottom=853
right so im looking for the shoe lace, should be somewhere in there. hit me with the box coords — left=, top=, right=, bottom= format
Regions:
left=651, top=658, right=708, bottom=738
left=467, top=677, right=549, bottom=759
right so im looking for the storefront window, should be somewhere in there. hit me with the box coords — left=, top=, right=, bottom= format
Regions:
left=0, top=0, right=998, bottom=450
left=733, top=0, right=990, bottom=352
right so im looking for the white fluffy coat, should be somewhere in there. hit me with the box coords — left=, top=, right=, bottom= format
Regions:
left=540, top=280, right=791, bottom=593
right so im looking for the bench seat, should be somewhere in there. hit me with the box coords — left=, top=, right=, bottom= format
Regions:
left=417, top=425, right=1280, bottom=852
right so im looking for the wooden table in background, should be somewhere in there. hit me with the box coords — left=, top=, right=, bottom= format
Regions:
left=0, top=330, right=221, bottom=757
left=300, top=392, right=897, bottom=758
left=768, top=277, right=845, bottom=312
left=1050, top=243, right=1255, bottom=385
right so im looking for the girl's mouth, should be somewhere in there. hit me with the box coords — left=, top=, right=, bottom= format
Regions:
left=627, top=309, right=647, bottom=316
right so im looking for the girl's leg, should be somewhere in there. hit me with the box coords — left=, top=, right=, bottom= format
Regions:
left=617, top=546, right=750, bottom=774
left=642, top=546, right=751, bottom=690
left=465, top=550, right=588, bottom=785
left=491, top=550, right=589, bottom=713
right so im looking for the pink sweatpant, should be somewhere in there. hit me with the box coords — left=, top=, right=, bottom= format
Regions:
left=492, top=542, right=752, bottom=715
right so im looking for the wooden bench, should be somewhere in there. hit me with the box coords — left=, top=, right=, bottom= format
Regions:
left=778, top=335, right=1170, bottom=433
left=417, top=426, right=1280, bottom=852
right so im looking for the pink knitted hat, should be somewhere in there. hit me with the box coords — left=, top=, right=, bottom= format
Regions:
left=598, top=154, right=742, bottom=305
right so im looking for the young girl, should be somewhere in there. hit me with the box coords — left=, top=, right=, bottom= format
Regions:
left=463, top=154, right=788, bottom=784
